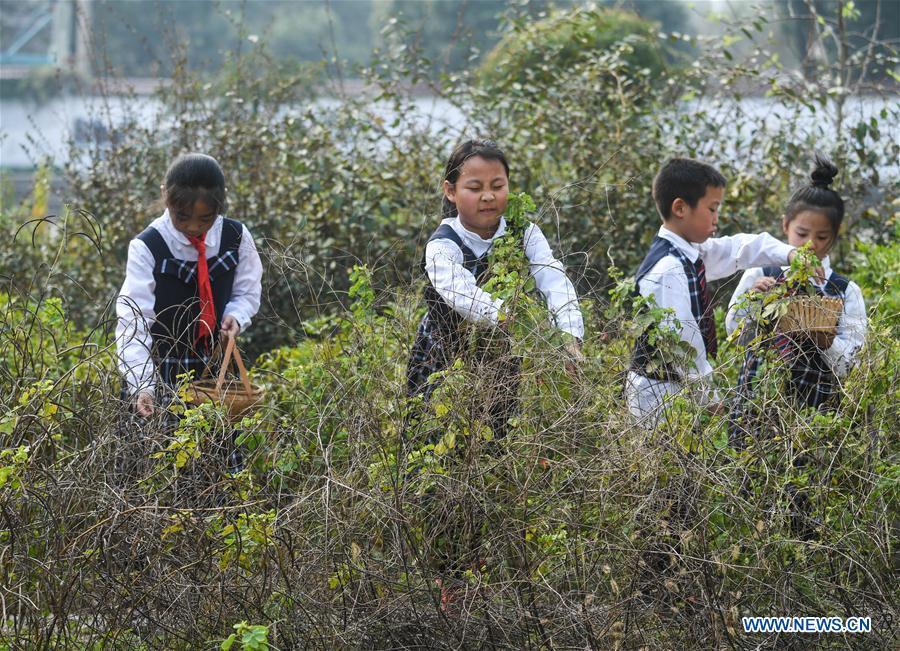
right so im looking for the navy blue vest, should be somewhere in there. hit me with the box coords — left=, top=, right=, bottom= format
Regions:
left=630, top=236, right=706, bottom=382
left=137, top=219, right=243, bottom=385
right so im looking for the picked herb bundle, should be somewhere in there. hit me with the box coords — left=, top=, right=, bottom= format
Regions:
left=758, top=242, right=822, bottom=324
left=468, top=192, right=579, bottom=369
left=482, top=192, right=536, bottom=307
left=729, top=242, right=842, bottom=342
left=480, top=192, right=546, bottom=345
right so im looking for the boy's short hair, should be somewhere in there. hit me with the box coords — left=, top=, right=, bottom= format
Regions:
left=653, top=158, right=727, bottom=219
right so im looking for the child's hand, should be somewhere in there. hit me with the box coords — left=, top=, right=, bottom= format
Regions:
left=135, top=390, right=154, bottom=417
left=220, top=315, right=241, bottom=340
left=751, top=276, right=778, bottom=293
left=564, top=339, right=584, bottom=378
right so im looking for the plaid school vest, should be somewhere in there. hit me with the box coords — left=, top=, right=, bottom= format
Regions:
left=736, top=266, right=850, bottom=409
left=630, top=236, right=708, bottom=382
left=137, top=218, right=243, bottom=386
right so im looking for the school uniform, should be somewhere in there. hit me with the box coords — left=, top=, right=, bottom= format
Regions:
left=625, top=226, right=794, bottom=426
left=406, top=214, right=583, bottom=436
left=116, top=211, right=263, bottom=396
left=725, top=256, right=866, bottom=418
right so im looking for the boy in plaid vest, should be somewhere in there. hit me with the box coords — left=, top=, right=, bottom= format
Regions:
left=626, top=158, right=799, bottom=427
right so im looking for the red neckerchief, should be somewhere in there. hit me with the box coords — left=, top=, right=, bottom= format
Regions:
left=188, top=233, right=216, bottom=348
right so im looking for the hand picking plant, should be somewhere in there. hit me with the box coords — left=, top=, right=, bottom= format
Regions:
left=727, top=243, right=823, bottom=341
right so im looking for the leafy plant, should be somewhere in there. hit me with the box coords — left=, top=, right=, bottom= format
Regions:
left=221, top=621, right=270, bottom=650
left=483, top=192, right=536, bottom=306
left=481, top=192, right=546, bottom=348
left=0, top=445, right=29, bottom=492
left=605, top=264, right=696, bottom=379
left=211, top=510, right=276, bottom=572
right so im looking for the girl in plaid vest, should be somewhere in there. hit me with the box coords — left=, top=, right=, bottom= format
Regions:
left=406, top=139, right=584, bottom=441
left=116, top=153, right=263, bottom=418
left=407, top=139, right=584, bottom=612
left=726, top=155, right=867, bottom=437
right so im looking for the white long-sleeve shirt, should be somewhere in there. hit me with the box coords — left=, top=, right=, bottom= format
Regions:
left=115, top=212, right=263, bottom=394
left=626, top=225, right=795, bottom=423
left=725, top=256, right=867, bottom=378
left=424, top=215, right=584, bottom=339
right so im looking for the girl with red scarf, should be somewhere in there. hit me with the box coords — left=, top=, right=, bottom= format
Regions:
left=115, top=153, right=263, bottom=418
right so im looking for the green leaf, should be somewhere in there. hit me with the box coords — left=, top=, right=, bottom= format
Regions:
left=243, top=626, right=269, bottom=649
left=0, top=415, right=17, bottom=434
left=221, top=633, right=237, bottom=651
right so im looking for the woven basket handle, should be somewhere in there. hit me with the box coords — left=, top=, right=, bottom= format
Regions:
left=215, top=333, right=254, bottom=394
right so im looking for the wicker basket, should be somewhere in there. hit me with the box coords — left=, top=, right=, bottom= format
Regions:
left=184, top=335, right=264, bottom=416
left=778, top=296, right=843, bottom=334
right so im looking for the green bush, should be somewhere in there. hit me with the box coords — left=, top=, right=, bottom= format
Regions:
left=3, top=3, right=894, bottom=356
left=0, top=244, right=896, bottom=647
left=477, top=6, right=666, bottom=88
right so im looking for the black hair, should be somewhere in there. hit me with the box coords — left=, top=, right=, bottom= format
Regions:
left=652, top=157, right=727, bottom=220
left=441, top=139, right=510, bottom=220
left=784, top=154, right=844, bottom=236
left=163, top=153, right=227, bottom=216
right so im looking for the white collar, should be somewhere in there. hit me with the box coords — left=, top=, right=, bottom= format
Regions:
left=448, top=214, right=507, bottom=243
left=657, top=225, right=700, bottom=263
left=159, top=210, right=223, bottom=248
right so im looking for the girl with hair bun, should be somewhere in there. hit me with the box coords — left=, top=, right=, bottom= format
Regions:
left=726, top=154, right=868, bottom=420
